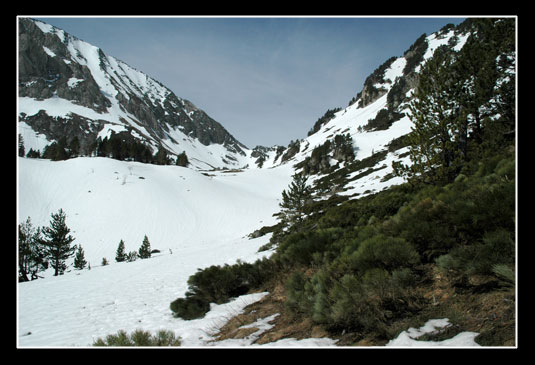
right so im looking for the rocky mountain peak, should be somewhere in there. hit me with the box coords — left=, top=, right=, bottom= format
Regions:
left=18, top=17, right=248, bottom=169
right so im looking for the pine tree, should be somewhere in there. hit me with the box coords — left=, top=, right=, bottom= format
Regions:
left=40, top=209, right=76, bottom=276
left=176, top=151, right=189, bottom=167
left=279, top=173, right=313, bottom=227
left=68, top=136, right=80, bottom=158
left=393, top=19, right=515, bottom=185
left=138, top=235, right=152, bottom=259
left=18, top=134, right=25, bottom=157
left=26, top=148, right=41, bottom=158
left=393, top=46, right=466, bottom=184
left=18, top=217, right=48, bottom=281
left=115, top=239, right=127, bottom=262
left=73, top=244, right=87, bottom=270
left=155, top=145, right=169, bottom=165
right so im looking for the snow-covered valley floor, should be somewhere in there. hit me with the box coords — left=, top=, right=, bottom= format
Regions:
left=17, top=157, right=482, bottom=347
left=17, top=156, right=298, bottom=347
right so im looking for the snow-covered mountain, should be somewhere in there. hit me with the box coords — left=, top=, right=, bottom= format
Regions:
left=18, top=18, right=249, bottom=170
left=256, top=22, right=472, bottom=198
left=17, top=19, right=479, bottom=347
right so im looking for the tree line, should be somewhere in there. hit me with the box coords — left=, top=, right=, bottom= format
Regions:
left=19, top=132, right=190, bottom=167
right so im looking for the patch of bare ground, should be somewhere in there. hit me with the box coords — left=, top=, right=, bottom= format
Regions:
left=385, top=265, right=516, bottom=347
left=212, top=280, right=330, bottom=345
left=211, top=265, right=515, bottom=347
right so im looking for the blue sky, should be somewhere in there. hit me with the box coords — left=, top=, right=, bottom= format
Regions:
left=35, top=16, right=465, bottom=148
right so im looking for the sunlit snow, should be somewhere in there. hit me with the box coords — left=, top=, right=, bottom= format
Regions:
left=17, top=19, right=481, bottom=348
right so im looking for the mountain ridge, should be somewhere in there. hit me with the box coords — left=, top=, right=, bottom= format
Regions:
left=18, top=17, right=249, bottom=170
left=255, top=20, right=473, bottom=199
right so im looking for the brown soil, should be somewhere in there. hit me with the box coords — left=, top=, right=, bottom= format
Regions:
left=211, top=265, right=516, bottom=347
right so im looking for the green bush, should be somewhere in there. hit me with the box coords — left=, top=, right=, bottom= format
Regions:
left=492, top=264, right=515, bottom=285
left=93, top=329, right=181, bottom=346
left=349, top=234, right=420, bottom=273
left=395, top=197, right=457, bottom=262
left=170, top=296, right=210, bottom=320
left=328, top=274, right=383, bottom=332
left=277, top=228, right=343, bottom=267
left=284, top=270, right=309, bottom=315
left=170, top=258, right=276, bottom=320
left=435, top=228, right=514, bottom=277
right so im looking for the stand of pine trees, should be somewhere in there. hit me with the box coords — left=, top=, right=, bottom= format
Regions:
left=22, top=130, right=191, bottom=168
left=19, top=209, right=79, bottom=280
left=18, top=208, right=160, bottom=281
left=393, top=18, right=515, bottom=185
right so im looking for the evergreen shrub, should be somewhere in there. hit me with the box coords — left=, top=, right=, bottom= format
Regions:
left=436, top=228, right=514, bottom=277
left=170, top=258, right=276, bottom=320
left=349, top=234, right=420, bottom=273
left=93, top=329, right=181, bottom=346
left=277, top=228, right=342, bottom=267
left=170, top=296, right=210, bottom=320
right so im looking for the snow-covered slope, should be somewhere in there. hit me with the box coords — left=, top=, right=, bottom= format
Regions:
left=17, top=156, right=295, bottom=346
left=259, top=24, right=471, bottom=198
left=18, top=156, right=293, bottom=265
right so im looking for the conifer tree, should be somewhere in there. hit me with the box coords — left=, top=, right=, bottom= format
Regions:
left=18, top=217, right=47, bottom=281
left=116, top=239, right=127, bottom=262
left=40, top=209, right=76, bottom=276
left=393, top=19, right=515, bottom=185
left=73, top=244, right=87, bottom=270
left=393, top=46, right=469, bottom=184
left=138, top=235, right=152, bottom=259
left=176, top=151, right=189, bottom=167
left=18, top=134, right=25, bottom=157
left=68, top=136, right=80, bottom=158
left=155, top=145, right=169, bottom=165
left=280, top=173, right=313, bottom=227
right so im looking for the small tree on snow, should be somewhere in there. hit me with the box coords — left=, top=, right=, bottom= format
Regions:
left=116, top=239, right=127, bottom=262
left=176, top=151, right=189, bottom=167
left=127, top=251, right=138, bottom=262
left=73, top=244, right=87, bottom=270
left=138, top=235, right=152, bottom=259
left=40, top=209, right=76, bottom=276
left=18, top=217, right=48, bottom=281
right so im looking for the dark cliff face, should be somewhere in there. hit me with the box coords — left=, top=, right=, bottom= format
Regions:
left=19, top=19, right=111, bottom=112
left=18, top=18, right=247, bottom=162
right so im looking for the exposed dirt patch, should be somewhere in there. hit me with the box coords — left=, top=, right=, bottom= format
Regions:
left=211, top=265, right=515, bottom=347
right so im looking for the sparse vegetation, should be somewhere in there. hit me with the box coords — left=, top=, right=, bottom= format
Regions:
left=93, top=329, right=181, bottom=346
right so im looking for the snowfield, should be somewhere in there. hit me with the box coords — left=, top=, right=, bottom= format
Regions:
left=18, top=156, right=293, bottom=264
left=16, top=156, right=481, bottom=347
left=17, top=156, right=297, bottom=347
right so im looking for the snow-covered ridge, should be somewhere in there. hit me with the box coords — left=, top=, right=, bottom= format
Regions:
left=19, top=18, right=249, bottom=170
left=33, top=19, right=171, bottom=108
left=256, top=24, right=472, bottom=198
